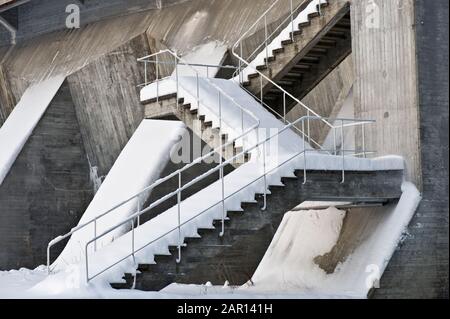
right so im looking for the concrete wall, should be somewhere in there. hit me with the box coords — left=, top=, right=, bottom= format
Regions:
left=286, top=54, right=354, bottom=143
left=352, top=0, right=421, bottom=184
left=67, top=34, right=149, bottom=177
left=0, top=0, right=190, bottom=45
left=0, top=80, right=93, bottom=270
left=373, top=0, right=449, bottom=299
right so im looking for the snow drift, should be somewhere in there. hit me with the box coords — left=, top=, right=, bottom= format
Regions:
left=0, top=75, right=65, bottom=185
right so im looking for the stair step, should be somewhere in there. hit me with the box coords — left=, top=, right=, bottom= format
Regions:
left=308, top=12, right=320, bottom=20
left=242, top=81, right=251, bottom=87
left=289, top=30, right=303, bottom=39
left=281, top=39, right=293, bottom=46
left=248, top=73, right=259, bottom=79
left=272, top=47, right=284, bottom=55
left=203, top=121, right=213, bottom=127
left=324, top=31, right=347, bottom=40
left=256, top=64, right=268, bottom=71
left=301, top=56, right=320, bottom=63
left=285, top=72, right=303, bottom=79
left=190, top=108, right=198, bottom=115
left=264, top=56, right=276, bottom=63
left=298, top=21, right=311, bottom=29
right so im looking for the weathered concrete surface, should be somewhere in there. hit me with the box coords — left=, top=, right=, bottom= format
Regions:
left=0, top=81, right=93, bottom=270
left=111, top=169, right=403, bottom=291
left=372, top=0, right=449, bottom=299
left=0, top=0, right=191, bottom=45
left=352, top=0, right=421, bottom=185
left=287, top=54, right=354, bottom=144
left=66, top=34, right=148, bottom=177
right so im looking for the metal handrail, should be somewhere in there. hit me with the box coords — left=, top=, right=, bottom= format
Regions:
left=84, top=116, right=375, bottom=283
left=47, top=50, right=260, bottom=274
left=245, top=0, right=315, bottom=63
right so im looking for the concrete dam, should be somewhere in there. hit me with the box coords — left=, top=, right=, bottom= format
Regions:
left=0, top=0, right=448, bottom=299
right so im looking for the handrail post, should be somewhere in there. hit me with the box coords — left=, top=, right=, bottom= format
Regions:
left=362, top=123, right=366, bottom=158
left=303, top=120, right=307, bottom=184
left=196, top=73, right=200, bottom=109
left=156, top=55, right=159, bottom=103
left=85, top=244, right=89, bottom=284
left=175, top=55, right=179, bottom=109
left=333, top=126, right=337, bottom=155
left=239, top=43, right=243, bottom=84
left=94, top=219, right=97, bottom=252
left=262, top=134, right=267, bottom=211
left=137, top=194, right=141, bottom=227
left=131, top=219, right=135, bottom=264
left=47, top=245, right=51, bottom=274
left=219, top=92, right=225, bottom=237
left=176, top=172, right=182, bottom=263
left=283, top=92, right=287, bottom=123
left=144, top=60, right=148, bottom=86
left=307, top=110, right=311, bottom=144
left=341, top=119, right=345, bottom=184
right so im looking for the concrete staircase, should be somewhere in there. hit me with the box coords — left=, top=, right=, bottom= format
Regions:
left=243, top=0, right=351, bottom=115
left=111, top=168, right=403, bottom=291
left=142, top=94, right=250, bottom=166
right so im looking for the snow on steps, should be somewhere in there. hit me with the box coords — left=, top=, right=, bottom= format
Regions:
left=39, top=76, right=404, bottom=291
left=52, top=120, right=186, bottom=270
left=235, top=0, right=328, bottom=83
left=0, top=75, right=65, bottom=185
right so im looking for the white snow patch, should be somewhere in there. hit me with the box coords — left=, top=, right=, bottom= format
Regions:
left=175, top=41, right=228, bottom=78
left=234, top=0, right=327, bottom=82
left=0, top=75, right=65, bottom=185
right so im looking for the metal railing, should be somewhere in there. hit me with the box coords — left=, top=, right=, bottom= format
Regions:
left=47, top=50, right=260, bottom=274
left=84, top=115, right=375, bottom=283
left=232, top=0, right=335, bottom=142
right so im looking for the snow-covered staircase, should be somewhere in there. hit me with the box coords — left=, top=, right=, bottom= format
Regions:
left=111, top=168, right=403, bottom=291
left=45, top=1, right=406, bottom=293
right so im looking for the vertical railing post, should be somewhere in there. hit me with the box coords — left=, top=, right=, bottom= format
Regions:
left=283, top=92, right=287, bottom=123
left=156, top=55, right=159, bottom=103
left=196, top=73, right=200, bottom=109
left=262, top=134, right=267, bottom=211
left=307, top=110, right=311, bottom=144
left=333, top=126, right=337, bottom=155
left=362, top=123, right=366, bottom=158
left=47, top=246, right=51, bottom=274
left=206, top=66, right=209, bottom=78
left=303, top=120, right=307, bottom=184
left=219, top=92, right=225, bottom=237
left=239, top=43, right=243, bottom=84
left=137, top=195, right=141, bottom=227
left=176, top=172, right=182, bottom=263
left=131, top=219, right=135, bottom=264
left=94, top=219, right=97, bottom=252
left=144, top=60, right=148, bottom=86
left=341, top=119, right=345, bottom=184
left=175, top=55, right=179, bottom=109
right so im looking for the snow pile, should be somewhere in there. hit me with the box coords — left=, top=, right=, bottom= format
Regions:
left=235, top=0, right=327, bottom=82
left=1, top=183, right=419, bottom=299
left=0, top=75, right=65, bottom=185
left=175, top=41, right=228, bottom=78
left=250, top=207, right=346, bottom=291
left=237, top=182, right=421, bottom=298
left=52, top=119, right=186, bottom=271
